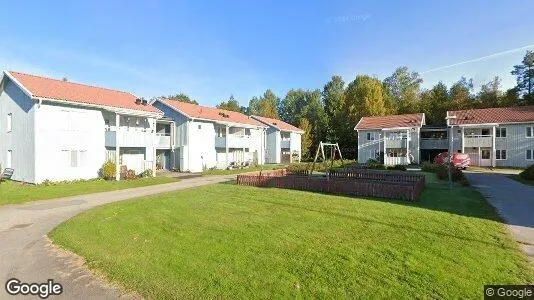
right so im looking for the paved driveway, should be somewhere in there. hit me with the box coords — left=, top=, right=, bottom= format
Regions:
left=465, top=172, right=534, bottom=264
left=0, top=175, right=235, bottom=299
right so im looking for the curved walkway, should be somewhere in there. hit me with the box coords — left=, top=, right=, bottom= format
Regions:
left=465, top=172, right=534, bottom=264
left=0, top=175, right=235, bottom=299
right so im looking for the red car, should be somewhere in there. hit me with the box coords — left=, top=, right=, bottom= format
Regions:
left=433, top=152, right=470, bottom=169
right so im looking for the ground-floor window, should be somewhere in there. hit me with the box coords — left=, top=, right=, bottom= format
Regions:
left=496, top=149, right=506, bottom=160
left=386, top=148, right=405, bottom=157
left=62, top=149, right=87, bottom=167
left=6, top=150, right=12, bottom=168
left=527, top=149, right=533, bottom=160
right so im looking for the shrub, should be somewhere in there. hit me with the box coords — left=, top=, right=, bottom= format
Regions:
left=519, top=164, right=534, bottom=180
left=287, top=163, right=310, bottom=172
left=386, top=165, right=407, bottom=171
left=100, top=160, right=116, bottom=180
left=421, top=161, right=439, bottom=173
left=126, top=169, right=137, bottom=180
left=435, top=164, right=465, bottom=182
left=139, top=169, right=153, bottom=178
left=367, top=162, right=386, bottom=170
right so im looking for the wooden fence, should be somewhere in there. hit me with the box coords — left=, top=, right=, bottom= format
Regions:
left=237, top=171, right=425, bottom=201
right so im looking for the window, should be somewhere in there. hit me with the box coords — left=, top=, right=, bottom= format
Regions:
left=245, top=148, right=250, bottom=152
left=6, top=150, right=12, bottom=168
left=496, top=150, right=507, bottom=160
left=366, top=132, right=375, bottom=141
left=6, top=113, right=12, bottom=132
left=527, top=150, right=533, bottom=160
left=481, top=129, right=490, bottom=136
left=527, top=126, right=534, bottom=138
left=71, top=150, right=78, bottom=167
left=198, top=124, right=202, bottom=130
left=496, top=127, right=506, bottom=138
left=245, top=128, right=251, bottom=136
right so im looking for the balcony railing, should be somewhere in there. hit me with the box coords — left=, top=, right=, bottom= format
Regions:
left=105, top=130, right=154, bottom=148
left=215, top=135, right=252, bottom=148
left=280, top=139, right=291, bottom=149
left=155, top=133, right=171, bottom=149
left=420, top=138, right=449, bottom=149
left=385, top=138, right=407, bottom=148
left=463, top=135, right=492, bottom=147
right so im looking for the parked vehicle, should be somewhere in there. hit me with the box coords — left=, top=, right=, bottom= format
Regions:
left=433, top=152, right=470, bottom=169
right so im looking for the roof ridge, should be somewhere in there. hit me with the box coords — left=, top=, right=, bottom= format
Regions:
left=449, top=105, right=534, bottom=113
left=164, top=99, right=250, bottom=116
left=8, top=70, right=137, bottom=98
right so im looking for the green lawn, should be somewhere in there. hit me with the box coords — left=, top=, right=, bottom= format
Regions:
left=0, top=177, right=178, bottom=206
left=50, top=173, right=533, bottom=299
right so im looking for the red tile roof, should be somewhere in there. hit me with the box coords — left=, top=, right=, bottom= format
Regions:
left=355, top=113, right=425, bottom=130
left=6, top=71, right=159, bottom=114
left=448, top=106, right=534, bottom=125
left=159, top=99, right=265, bottom=127
left=251, top=115, right=304, bottom=133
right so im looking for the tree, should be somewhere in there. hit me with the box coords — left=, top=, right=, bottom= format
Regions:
left=511, top=51, right=534, bottom=102
left=298, top=118, right=312, bottom=159
left=248, top=90, right=280, bottom=118
left=419, top=82, right=449, bottom=125
left=279, top=89, right=307, bottom=125
left=448, top=77, right=473, bottom=111
left=322, top=76, right=347, bottom=142
left=217, top=95, right=241, bottom=112
left=476, top=76, right=503, bottom=108
left=383, top=67, right=423, bottom=114
left=157, top=93, right=198, bottom=104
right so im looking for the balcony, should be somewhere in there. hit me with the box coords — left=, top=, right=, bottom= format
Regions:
left=463, top=135, right=492, bottom=147
left=420, top=138, right=449, bottom=149
left=155, top=134, right=172, bottom=149
left=280, top=139, right=291, bottom=149
left=215, top=135, right=252, bottom=148
left=105, top=130, right=155, bottom=148
left=385, top=138, right=407, bottom=148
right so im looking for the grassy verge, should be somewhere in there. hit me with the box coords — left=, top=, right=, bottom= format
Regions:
left=50, top=173, right=533, bottom=298
left=510, top=175, right=534, bottom=186
left=0, top=177, right=179, bottom=206
left=201, top=164, right=288, bottom=175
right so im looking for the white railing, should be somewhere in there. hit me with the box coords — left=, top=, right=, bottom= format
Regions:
left=155, top=133, right=171, bottom=148
left=215, top=135, right=252, bottom=148
left=384, top=157, right=408, bottom=166
left=105, top=131, right=155, bottom=147
left=463, top=135, right=492, bottom=147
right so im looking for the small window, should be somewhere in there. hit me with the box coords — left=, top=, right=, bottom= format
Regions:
left=198, top=124, right=202, bottom=130
left=80, top=150, right=87, bottom=167
left=366, top=133, right=375, bottom=141
left=6, top=113, right=12, bottom=132
left=481, top=129, right=490, bottom=136
left=245, top=128, right=251, bottom=136
left=496, top=150, right=506, bottom=160
left=496, top=128, right=506, bottom=138
left=71, top=150, right=78, bottom=167
left=527, top=127, right=534, bottom=138
left=527, top=150, right=533, bottom=160
left=6, top=150, right=12, bottom=168
left=245, top=148, right=249, bottom=152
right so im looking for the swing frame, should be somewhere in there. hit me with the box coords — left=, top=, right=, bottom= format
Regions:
left=308, top=142, right=344, bottom=179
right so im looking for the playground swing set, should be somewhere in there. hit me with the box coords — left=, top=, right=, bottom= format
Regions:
left=308, top=141, right=345, bottom=179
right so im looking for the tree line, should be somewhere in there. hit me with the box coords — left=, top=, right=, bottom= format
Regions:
left=157, top=51, right=534, bottom=159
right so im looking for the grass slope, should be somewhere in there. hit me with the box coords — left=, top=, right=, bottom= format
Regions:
left=0, top=177, right=178, bottom=206
left=50, top=174, right=533, bottom=299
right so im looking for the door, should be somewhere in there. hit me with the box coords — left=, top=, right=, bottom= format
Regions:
left=480, top=148, right=492, bottom=167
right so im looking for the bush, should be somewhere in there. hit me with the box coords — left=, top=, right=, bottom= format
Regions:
left=367, top=162, right=386, bottom=170
left=139, top=169, right=153, bottom=178
left=421, top=161, right=439, bottom=173
left=519, top=164, right=534, bottom=180
left=126, top=169, right=137, bottom=180
left=100, top=160, right=116, bottom=180
left=386, top=165, right=407, bottom=171
left=435, top=164, right=465, bottom=182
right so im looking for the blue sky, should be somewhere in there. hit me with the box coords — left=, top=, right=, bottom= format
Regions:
left=1, top=1, right=533, bottom=106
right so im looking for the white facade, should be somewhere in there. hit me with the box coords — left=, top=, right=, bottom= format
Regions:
left=357, top=128, right=421, bottom=165
left=251, top=117, right=303, bottom=164
left=0, top=73, right=166, bottom=183
left=153, top=100, right=267, bottom=173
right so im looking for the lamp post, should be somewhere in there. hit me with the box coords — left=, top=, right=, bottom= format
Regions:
left=445, top=115, right=457, bottom=188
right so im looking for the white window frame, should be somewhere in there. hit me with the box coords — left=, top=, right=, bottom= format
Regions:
left=496, top=149, right=507, bottom=160
left=527, top=149, right=533, bottom=160
left=496, top=127, right=506, bottom=138
left=526, top=126, right=534, bottom=138
left=6, top=113, right=12, bottom=132
left=6, top=150, right=12, bottom=168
